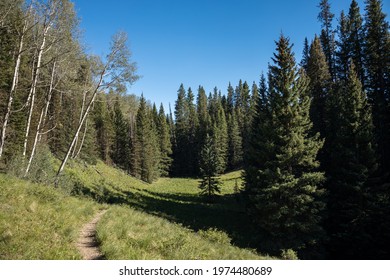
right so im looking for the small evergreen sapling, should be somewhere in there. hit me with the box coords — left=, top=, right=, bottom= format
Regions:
left=198, top=134, right=221, bottom=199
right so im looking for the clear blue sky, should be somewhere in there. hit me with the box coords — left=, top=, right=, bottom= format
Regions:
left=72, top=0, right=389, bottom=110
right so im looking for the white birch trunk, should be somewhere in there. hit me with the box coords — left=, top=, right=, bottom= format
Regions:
left=0, top=15, right=28, bottom=158
left=22, top=23, right=51, bottom=157
left=25, top=61, right=56, bottom=176
left=54, top=70, right=106, bottom=187
left=72, top=87, right=87, bottom=158
left=74, top=118, right=88, bottom=159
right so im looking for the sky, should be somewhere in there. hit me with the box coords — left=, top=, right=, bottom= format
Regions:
left=72, top=0, right=390, bottom=110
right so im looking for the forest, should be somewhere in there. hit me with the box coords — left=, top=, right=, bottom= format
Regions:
left=0, top=0, right=389, bottom=260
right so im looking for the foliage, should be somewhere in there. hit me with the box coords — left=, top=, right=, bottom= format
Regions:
left=198, top=134, right=221, bottom=199
left=244, top=35, right=326, bottom=255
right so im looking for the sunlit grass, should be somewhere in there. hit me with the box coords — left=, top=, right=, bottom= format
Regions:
left=1, top=160, right=273, bottom=260
left=0, top=174, right=101, bottom=259
left=97, top=205, right=272, bottom=260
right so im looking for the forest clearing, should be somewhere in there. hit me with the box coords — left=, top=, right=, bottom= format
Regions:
left=0, top=0, right=389, bottom=260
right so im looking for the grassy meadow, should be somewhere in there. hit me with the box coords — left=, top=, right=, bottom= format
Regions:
left=0, top=174, right=102, bottom=259
left=1, top=160, right=274, bottom=259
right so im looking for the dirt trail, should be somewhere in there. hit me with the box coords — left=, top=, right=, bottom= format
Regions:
left=77, top=210, right=107, bottom=260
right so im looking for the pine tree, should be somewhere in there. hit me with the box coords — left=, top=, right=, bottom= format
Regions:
left=111, top=98, right=131, bottom=171
left=363, top=0, right=390, bottom=173
left=347, top=0, right=365, bottom=84
left=300, top=37, right=310, bottom=71
left=198, top=133, right=221, bottom=199
left=226, top=82, right=234, bottom=115
left=187, top=87, right=199, bottom=176
left=93, top=94, right=114, bottom=163
left=213, top=102, right=228, bottom=173
left=326, top=62, right=377, bottom=259
left=335, top=1, right=365, bottom=83
left=244, top=35, right=326, bottom=254
left=307, top=36, right=332, bottom=139
left=135, top=95, right=160, bottom=183
left=173, top=84, right=190, bottom=176
left=157, top=104, right=172, bottom=177
left=318, top=0, right=336, bottom=80
left=227, top=111, right=243, bottom=170
left=336, top=11, right=350, bottom=80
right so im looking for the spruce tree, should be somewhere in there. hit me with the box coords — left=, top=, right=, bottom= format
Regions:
left=198, top=133, right=221, bottom=199
left=93, top=94, right=114, bottom=163
left=226, top=82, right=235, bottom=115
left=244, top=35, right=326, bottom=254
left=173, top=84, right=190, bottom=176
left=135, top=95, right=160, bottom=183
left=213, top=103, right=228, bottom=173
left=363, top=0, right=390, bottom=173
left=318, top=0, right=336, bottom=80
left=326, top=62, right=377, bottom=259
left=307, top=36, right=332, bottom=139
left=187, top=87, right=200, bottom=176
left=347, top=0, right=365, bottom=84
left=335, top=11, right=351, bottom=80
left=157, top=104, right=172, bottom=177
left=300, top=37, right=310, bottom=71
left=111, top=98, right=131, bottom=171
left=227, top=111, right=243, bottom=170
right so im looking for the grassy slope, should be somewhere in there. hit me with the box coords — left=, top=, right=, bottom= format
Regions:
left=68, top=162, right=271, bottom=259
left=1, top=161, right=273, bottom=259
left=0, top=174, right=102, bottom=259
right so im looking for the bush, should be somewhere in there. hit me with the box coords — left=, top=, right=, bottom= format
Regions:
left=6, top=144, right=56, bottom=185
left=280, top=249, right=299, bottom=260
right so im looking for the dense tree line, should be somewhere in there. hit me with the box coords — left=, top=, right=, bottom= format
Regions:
left=1, top=0, right=389, bottom=259
left=243, top=0, right=389, bottom=259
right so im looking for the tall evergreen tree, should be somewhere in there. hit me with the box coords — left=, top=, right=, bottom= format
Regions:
left=172, top=84, right=190, bottom=176
left=363, top=0, right=390, bottom=259
left=307, top=36, right=332, bottom=139
left=227, top=110, right=243, bottom=170
left=157, top=104, right=172, bottom=177
left=300, top=37, right=310, bottom=71
left=135, top=95, right=160, bottom=183
left=336, top=10, right=351, bottom=80
left=187, top=87, right=199, bottom=176
left=326, top=62, right=377, bottom=259
left=111, top=98, right=131, bottom=171
left=94, top=94, right=114, bottom=164
left=318, top=0, right=336, bottom=80
left=363, top=0, right=390, bottom=173
left=347, top=0, right=365, bottom=84
left=213, top=102, right=228, bottom=173
left=226, top=82, right=235, bottom=115
left=244, top=35, right=326, bottom=255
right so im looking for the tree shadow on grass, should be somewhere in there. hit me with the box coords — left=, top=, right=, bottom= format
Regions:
left=117, top=188, right=259, bottom=250
left=73, top=180, right=260, bottom=251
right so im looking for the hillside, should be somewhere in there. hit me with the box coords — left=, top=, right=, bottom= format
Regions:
left=0, top=161, right=273, bottom=260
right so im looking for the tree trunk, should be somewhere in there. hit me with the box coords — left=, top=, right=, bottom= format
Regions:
left=74, top=118, right=88, bottom=159
left=0, top=15, right=28, bottom=158
left=25, top=61, right=56, bottom=176
left=72, top=87, right=87, bottom=158
left=39, top=61, right=56, bottom=142
left=54, top=70, right=106, bottom=187
left=22, top=24, right=51, bottom=157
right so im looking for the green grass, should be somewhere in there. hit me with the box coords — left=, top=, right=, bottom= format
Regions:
left=0, top=174, right=102, bottom=259
left=66, top=161, right=271, bottom=259
left=1, top=160, right=273, bottom=260
left=97, top=205, right=271, bottom=259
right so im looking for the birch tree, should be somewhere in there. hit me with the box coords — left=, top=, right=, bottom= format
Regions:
left=54, top=31, right=138, bottom=186
left=0, top=1, right=34, bottom=158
